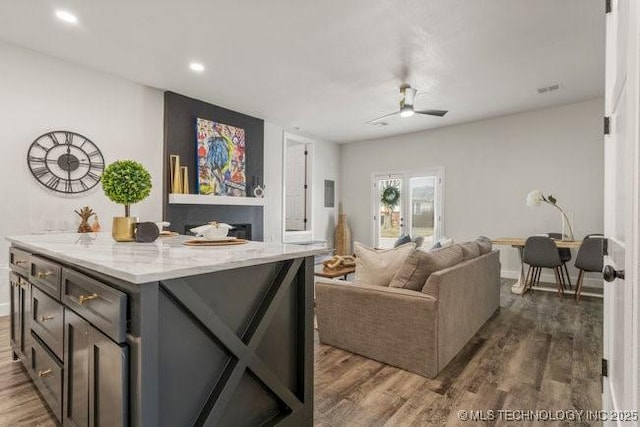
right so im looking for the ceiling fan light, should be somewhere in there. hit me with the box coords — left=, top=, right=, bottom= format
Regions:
left=400, top=107, right=415, bottom=118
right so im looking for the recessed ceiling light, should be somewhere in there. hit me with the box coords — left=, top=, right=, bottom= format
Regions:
left=189, top=62, right=205, bottom=72
left=55, top=10, right=78, bottom=24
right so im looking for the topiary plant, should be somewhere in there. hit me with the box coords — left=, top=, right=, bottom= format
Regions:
left=102, top=160, right=152, bottom=217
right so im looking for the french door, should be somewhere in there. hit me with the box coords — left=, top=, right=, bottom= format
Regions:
left=603, top=0, right=639, bottom=423
left=373, top=169, right=443, bottom=249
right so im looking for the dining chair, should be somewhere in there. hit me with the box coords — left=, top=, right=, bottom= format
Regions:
left=574, top=235, right=604, bottom=301
left=523, top=236, right=564, bottom=297
left=546, top=232, right=573, bottom=289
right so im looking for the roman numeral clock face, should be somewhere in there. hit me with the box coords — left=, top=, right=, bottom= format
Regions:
left=27, top=131, right=104, bottom=194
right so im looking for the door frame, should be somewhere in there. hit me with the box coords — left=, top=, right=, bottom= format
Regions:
left=282, top=132, right=314, bottom=243
left=603, top=0, right=640, bottom=420
left=371, top=166, right=445, bottom=247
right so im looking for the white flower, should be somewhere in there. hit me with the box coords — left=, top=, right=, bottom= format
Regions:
left=526, top=189, right=544, bottom=207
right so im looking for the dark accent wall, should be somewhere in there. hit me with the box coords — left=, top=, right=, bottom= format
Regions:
left=163, top=92, right=264, bottom=240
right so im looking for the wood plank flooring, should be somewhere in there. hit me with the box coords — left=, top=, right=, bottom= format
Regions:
left=0, top=316, right=57, bottom=426
left=0, top=279, right=602, bottom=426
left=314, top=279, right=603, bottom=427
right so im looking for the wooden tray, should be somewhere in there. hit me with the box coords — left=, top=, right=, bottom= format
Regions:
left=159, top=231, right=180, bottom=237
left=183, top=238, right=250, bottom=247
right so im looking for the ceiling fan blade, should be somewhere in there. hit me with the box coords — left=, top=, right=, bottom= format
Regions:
left=415, top=109, right=448, bottom=117
left=366, top=111, right=399, bottom=124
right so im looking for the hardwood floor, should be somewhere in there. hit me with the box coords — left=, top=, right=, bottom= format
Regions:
left=0, top=279, right=602, bottom=426
left=314, top=279, right=603, bottom=427
left=0, top=317, right=57, bottom=426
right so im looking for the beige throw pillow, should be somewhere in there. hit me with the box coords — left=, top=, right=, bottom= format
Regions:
left=354, top=242, right=416, bottom=286
left=389, top=244, right=464, bottom=291
left=460, top=241, right=481, bottom=260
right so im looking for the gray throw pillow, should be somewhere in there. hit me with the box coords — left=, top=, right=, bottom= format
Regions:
left=393, top=234, right=412, bottom=248
left=429, top=241, right=442, bottom=251
left=475, top=236, right=492, bottom=254
left=389, top=245, right=464, bottom=291
left=460, top=241, right=481, bottom=260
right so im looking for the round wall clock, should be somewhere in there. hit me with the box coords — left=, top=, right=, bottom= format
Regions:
left=27, top=130, right=105, bottom=194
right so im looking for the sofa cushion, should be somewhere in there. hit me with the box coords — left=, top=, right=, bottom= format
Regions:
left=460, top=241, right=481, bottom=260
left=475, top=236, right=492, bottom=254
left=389, top=244, right=464, bottom=291
left=354, top=242, right=416, bottom=286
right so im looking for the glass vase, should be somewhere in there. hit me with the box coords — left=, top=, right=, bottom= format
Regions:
left=561, top=211, right=574, bottom=241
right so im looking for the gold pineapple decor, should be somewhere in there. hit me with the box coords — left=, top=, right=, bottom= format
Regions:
left=75, top=206, right=96, bottom=233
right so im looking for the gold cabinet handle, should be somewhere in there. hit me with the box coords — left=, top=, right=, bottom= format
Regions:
left=38, top=369, right=52, bottom=378
left=37, top=271, right=54, bottom=279
left=78, top=293, right=98, bottom=304
left=15, top=260, right=28, bottom=266
left=40, top=315, right=55, bottom=322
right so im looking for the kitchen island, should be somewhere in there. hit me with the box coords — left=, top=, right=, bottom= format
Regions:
left=7, top=232, right=325, bottom=427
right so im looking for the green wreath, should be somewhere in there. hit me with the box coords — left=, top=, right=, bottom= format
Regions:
left=381, top=185, right=400, bottom=208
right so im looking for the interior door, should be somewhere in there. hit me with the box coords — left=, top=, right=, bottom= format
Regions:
left=285, top=142, right=307, bottom=231
left=603, top=0, right=638, bottom=420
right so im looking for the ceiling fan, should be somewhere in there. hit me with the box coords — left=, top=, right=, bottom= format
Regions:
left=366, top=84, right=448, bottom=125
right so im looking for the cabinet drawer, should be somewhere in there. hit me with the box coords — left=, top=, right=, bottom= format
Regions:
left=30, top=334, right=63, bottom=423
left=9, top=247, right=30, bottom=276
left=61, top=268, right=127, bottom=344
left=31, top=287, right=64, bottom=361
left=30, top=256, right=62, bottom=300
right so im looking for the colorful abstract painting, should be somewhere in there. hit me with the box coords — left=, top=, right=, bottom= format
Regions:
left=196, top=118, right=246, bottom=196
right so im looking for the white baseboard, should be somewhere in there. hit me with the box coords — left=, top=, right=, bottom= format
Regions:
left=501, top=269, right=603, bottom=288
left=0, top=303, right=8, bottom=317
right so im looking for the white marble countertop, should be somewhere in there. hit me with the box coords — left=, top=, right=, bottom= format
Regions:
left=6, top=233, right=328, bottom=284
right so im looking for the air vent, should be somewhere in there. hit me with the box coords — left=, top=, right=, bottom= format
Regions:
left=537, top=84, right=561, bottom=94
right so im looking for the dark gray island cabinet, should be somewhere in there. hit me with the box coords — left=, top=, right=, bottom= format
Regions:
left=7, top=233, right=324, bottom=427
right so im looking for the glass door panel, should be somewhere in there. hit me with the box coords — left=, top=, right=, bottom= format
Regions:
left=375, top=175, right=404, bottom=249
left=409, top=176, right=437, bottom=247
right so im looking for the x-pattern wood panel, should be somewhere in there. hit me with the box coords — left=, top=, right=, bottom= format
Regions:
left=160, top=258, right=304, bottom=426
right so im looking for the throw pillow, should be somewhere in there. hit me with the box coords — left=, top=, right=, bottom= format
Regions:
left=429, top=237, right=453, bottom=251
left=460, top=241, right=480, bottom=260
left=475, top=236, right=492, bottom=254
left=439, top=237, right=454, bottom=248
left=393, top=234, right=412, bottom=248
left=389, top=244, right=464, bottom=291
left=354, top=241, right=416, bottom=286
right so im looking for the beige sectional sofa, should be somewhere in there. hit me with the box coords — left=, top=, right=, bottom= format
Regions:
left=315, top=249, right=500, bottom=378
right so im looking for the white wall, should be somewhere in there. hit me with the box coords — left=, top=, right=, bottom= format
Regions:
left=263, top=123, right=341, bottom=244
left=341, top=98, right=604, bottom=284
left=0, top=42, right=164, bottom=315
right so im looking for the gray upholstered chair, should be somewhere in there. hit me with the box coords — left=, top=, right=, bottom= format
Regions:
left=546, top=232, right=572, bottom=288
left=523, top=236, right=564, bottom=296
left=574, top=235, right=604, bottom=301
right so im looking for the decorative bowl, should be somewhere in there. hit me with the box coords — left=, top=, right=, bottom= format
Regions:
left=202, top=226, right=230, bottom=240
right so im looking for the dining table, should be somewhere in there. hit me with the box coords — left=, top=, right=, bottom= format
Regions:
left=491, top=237, right=582, bottom=294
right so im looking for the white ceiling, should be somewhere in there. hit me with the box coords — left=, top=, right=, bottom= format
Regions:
left=0, top=0, right=604, bottom=143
